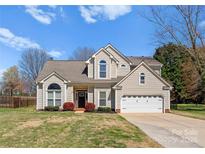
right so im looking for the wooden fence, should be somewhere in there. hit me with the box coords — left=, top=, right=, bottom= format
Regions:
left=0, top=96, right=36, bottom=108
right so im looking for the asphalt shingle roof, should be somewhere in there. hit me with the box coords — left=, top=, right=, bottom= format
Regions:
left=36, top=60, right=123, bottom=83
left=36, top=56, right=162, bottom=83
left=127, top=56, right=162, bottom=66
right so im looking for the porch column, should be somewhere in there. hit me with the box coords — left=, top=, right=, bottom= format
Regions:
left=64, top=83, right=67, bottom=105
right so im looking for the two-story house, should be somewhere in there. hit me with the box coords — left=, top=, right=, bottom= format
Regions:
left=36, top=44, right=171, bottom=113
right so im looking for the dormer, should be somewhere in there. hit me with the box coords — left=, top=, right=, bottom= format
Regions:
left=105, top=44, right=132, bottom=76
left=86, top=48, right=119, bottom=79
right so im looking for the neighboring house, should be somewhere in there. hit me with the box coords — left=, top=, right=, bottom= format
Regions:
left=36, top=44, right=171, bottom=113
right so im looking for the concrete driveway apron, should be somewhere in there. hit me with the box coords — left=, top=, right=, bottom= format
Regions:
left=120, top=113, right=205, bottom=148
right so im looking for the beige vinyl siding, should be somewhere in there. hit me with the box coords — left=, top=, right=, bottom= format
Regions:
left=88, top=86, right=94, bottom=102
left=43, top=75, right=66, bottom=109
left=164, top=89, right=170, bottom=109
left=115, top=89, right=122, bottom=110
left=88, top=59, right=94, bottom=78
left=111, top=60, right=117, bottom=78
left=94, top=50, right=111, bottom=79
left=116, top=64, right=170, bottom=110
left=118, top=65, right=130, bottom=77
left=106, top=46, right=130, bottom=76
left=94, top=87, right=111, bottom=108
left=36, top=84, right=43, bottom=110
left=66, top=85, right=73, bottom=102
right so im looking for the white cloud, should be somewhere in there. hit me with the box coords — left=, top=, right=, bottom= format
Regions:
left=48, top=50, right=62, bottom=58
left=79, top=5, right=132, bottom=24
left=79, top=6, right=97, bottom=23
left=0, top=27, right=40, bottom=50
left=25, top=6, right=56, bottom=25
left=0, top=27, right=64, bottom=59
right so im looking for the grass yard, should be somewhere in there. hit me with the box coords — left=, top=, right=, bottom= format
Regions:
left=171, top=104, right=205, bottom=120
left=0, top=106, right=161, bottom=148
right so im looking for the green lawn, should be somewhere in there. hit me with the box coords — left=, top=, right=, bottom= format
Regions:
left=0, top=106, right=161, bottom=148
left=171, top=104, right=205, bottom=120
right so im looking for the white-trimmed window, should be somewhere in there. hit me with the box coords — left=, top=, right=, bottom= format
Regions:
left=99, top=91, right=106, bottom=106
left=47, top=83, right=61, bottom=106
left=99, top=60, right=106, bottom=78
left=120, top=64, right=126, bottom=68
left=139, top=73, right=145, bottom=84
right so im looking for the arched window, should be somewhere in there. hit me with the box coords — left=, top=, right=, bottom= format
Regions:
left=48, top=83, right=61, bottom=90
left=47, top=83, right=61, bottom=107
left=139, top=73, right=145, bottom=84
left=99, top=60, right=106, bottom=78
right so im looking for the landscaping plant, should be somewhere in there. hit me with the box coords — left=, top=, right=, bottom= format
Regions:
left=63, top=102, right=75, bottom=111
left=85, top=102, right=95, bottom=112
left=44, top=106, right=59, bottom=111
left=97, top=107, right=112, bottom=113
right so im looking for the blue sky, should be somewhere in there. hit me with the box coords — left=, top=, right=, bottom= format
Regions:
left=0, top=5, right=157, bottom=78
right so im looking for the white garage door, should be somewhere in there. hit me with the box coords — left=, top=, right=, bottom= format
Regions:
left=121, top=96, right=163, bottom=113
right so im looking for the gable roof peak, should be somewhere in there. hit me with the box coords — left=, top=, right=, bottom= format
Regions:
left=105, top=43, right=132, bottom=64
left=113, top=61, right=171, bottom=88
left=85, top=46, right=119, bottom=64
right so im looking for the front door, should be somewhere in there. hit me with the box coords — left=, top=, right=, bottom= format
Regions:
left=78, top=91, right=86, bottom=108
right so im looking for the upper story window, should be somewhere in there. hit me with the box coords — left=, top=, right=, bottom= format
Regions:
left=139, top=73, right=145, bottom=85
left=121, top=64, right=126, bottom=68
left=47, top=83, right=61, bottom=107
left=99, top=60, right=106, bottom=78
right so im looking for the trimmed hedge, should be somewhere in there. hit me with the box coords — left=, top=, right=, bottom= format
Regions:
left=97, top=107, right=112, bottom=113
left=85, top=103, right=95, bottom=112
left=44, top=106, right=59, bottom=111
left=63, top=102, right=75, bottom=111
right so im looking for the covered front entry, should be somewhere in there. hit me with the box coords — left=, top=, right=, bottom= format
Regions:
left=75, top=87, right=88, bottom=108
left=77, top=91, right=87, bottom=108
left=121, top=95, right=163, bottom=113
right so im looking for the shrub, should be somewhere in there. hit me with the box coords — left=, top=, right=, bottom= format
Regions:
left=63, top=102, right=75, bottom=111
left=97, top=107, right=112, bottom=113
left=44, top=106, right=59, bottom=111
left=85, top=102, right=95, bottom=112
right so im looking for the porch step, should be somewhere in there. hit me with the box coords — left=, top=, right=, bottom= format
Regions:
left=74, top=108, right=85, bottom=113
left=74, top=108, right=85, bottom=111
left=74, top=111, right=84, bottom=113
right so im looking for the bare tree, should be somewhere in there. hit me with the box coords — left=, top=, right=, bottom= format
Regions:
left=2, top=66, right=20, bottom=96
left=0, top=81, right=3, bottom=95
left=141, top=6, right=205, bottom=73
left=69, top=47, right=95, bottom=60
left=19, top=48, right=52, bottom=94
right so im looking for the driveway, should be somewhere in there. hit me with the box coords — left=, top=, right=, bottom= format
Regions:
left=120, top=113, right=205, bottom=148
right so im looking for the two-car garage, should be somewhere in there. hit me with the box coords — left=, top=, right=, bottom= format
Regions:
left=114, top=62, right=171, bottom=113
left=121, top=96, right=163, bottom=113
